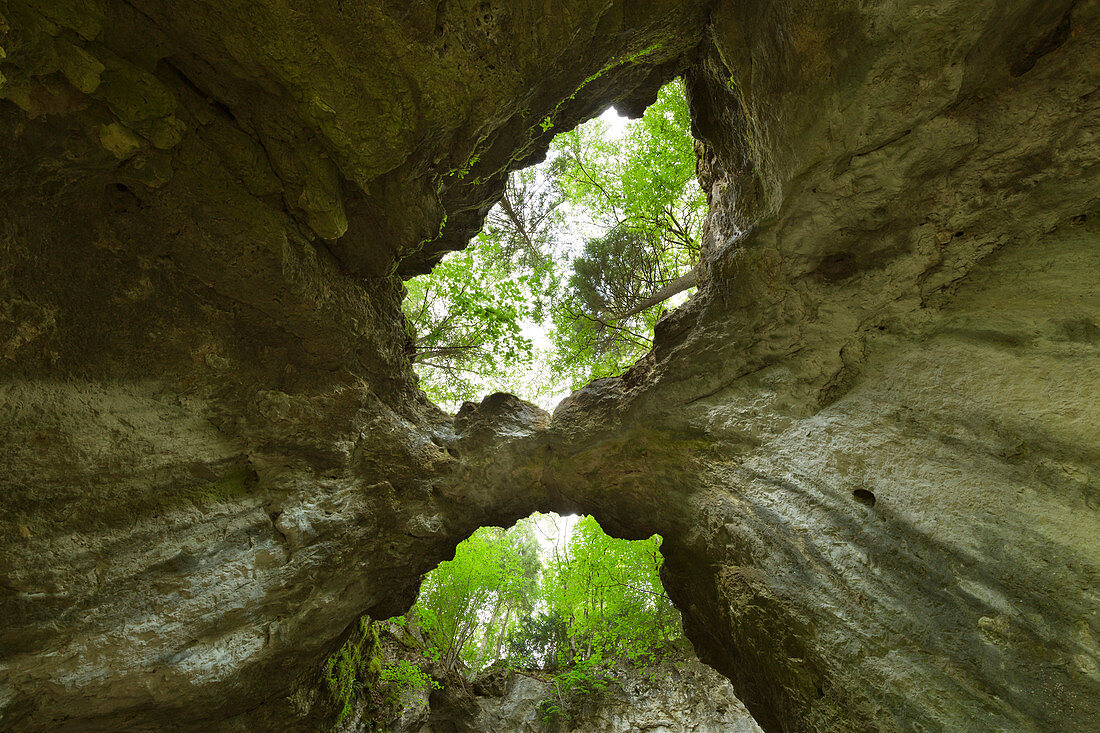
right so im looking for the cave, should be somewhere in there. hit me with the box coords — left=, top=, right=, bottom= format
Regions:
left=1, top=1, right=1098, bottom=732
left=338, top=512, right=763, bottom=732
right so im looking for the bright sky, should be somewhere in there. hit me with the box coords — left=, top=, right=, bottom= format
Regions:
left=530, top=511, right=581, bottom=558
left=600, top=103, right=633, bottom=137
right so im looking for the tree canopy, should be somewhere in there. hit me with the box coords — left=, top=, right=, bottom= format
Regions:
left=408, top=514, right=682, bottom=677
left=321, top=514, right=686, bottom=726
left=402, top=79, right=705, bottom=406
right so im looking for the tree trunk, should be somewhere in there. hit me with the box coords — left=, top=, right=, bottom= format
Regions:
left=607, top=267, right=697, bottom=322
left=492, top=604, right=513, bottom=661
left=497, top=192, right=547, bottom=265
left=478, top=597, right=505, bottom=669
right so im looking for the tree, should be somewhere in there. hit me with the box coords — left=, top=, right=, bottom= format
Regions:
left=403, top=78, right=706, bottom=402
left=413, top=520, right=541, bottom=673
left=548, top=78, right=705, bottom=387
left=407, top=514, right=681, bottom=677
left=483, top=164, right=563, bottom=273
left=402, top=237, right=535, bottom=406
left=539, top=516, right=680, bottom=668
left=324, top=514, right=684, bottom=724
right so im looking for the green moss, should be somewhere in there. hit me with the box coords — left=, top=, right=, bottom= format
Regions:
left=379, top=657, right=439, bottom=707
left=447, top=153, right=481, bottom=180
left=537, top=40, right=665, bottom=135
left=208, top=465, right=258, bottom=500
left=414, top=210, right=448, bottom=253
left=323, top=617, right=383, bottom=728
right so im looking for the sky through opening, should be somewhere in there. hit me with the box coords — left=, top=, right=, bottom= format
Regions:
left=403, top=80, right=705, bottom=411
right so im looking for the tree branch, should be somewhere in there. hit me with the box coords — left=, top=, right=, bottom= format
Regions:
left=604, top=267, right=697, bottom=323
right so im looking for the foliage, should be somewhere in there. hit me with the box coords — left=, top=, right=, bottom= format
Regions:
left=402, top=236, right=536, bottom=405
left=536, top=655, right=616, bottom=723
left=379, top=658, right=441, bottom=707
left=319, top=515, right=683, bottom=725
left=554, top=79, right=703, bottom=263
left=481, top=164, right=564, bottom=278
left=410, top=513, right=681, bottom=676
left=548, top=78, right=704, bottom=388
left=321, top=619, right=444, bottom=728
left=500, top=611, right=570, bottom=671
left=538, top=516, right=681, bottom=668
left=413, top=521, right=542, bottom=673
left=403, top=78, right=706, bottom=404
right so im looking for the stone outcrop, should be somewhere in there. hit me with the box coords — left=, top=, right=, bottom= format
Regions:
left=374, top=653, right=762, bottom=733
left=2, top=0, right=1099, bottom=732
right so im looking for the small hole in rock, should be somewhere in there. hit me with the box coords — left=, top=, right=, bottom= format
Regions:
left=113, top=183, right=130, bottom=193
left=1071, top=214, right=1087, bottom=225
left=852, top=488, right=876, bottom=508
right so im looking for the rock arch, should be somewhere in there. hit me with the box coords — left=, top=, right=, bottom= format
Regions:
left=1, top=0, right=1098, bottom=731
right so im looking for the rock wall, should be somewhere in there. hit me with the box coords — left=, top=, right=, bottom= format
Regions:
left=1, top=0, right=1099, bottom=731
left=379, top=656, right=762, bottom=733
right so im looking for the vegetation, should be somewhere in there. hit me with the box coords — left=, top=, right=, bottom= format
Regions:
left=412, top=514, right=681, bottom=720
left=326, top=80, right=701, bottom=726
left=378, top=658, right=440, bottom=707
left=411, top=515, right=681, bottom=676
left=403, top=236, right=538, bottom=405
left=319, top=513, right=685, bottom=726
left=414, top=519, right=543, bottom=672
left=403, top=79, right=705, bottom=405
left=322, top=617, right=382, bottom=727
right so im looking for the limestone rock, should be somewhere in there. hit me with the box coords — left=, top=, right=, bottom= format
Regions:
left=1, top=0, right=1098, bottom=731
left=382, top=655, right=762, bottom=733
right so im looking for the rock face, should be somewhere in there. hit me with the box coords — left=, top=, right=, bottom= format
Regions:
left=381, top=656, right=762, bottom=733
left=1, top=0, right=1098, bottom=732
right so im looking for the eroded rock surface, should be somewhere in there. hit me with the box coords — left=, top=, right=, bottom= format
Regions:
left=381, top=657, right=762, bottom=733
left=1, top=0, right=1098, bottom=731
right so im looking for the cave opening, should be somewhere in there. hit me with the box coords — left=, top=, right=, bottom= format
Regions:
left=403, top=79, right=704, bottom=410
left=323, top=512, right=762, bottom=731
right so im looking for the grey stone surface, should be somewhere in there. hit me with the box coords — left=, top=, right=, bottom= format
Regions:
left=1, top=0, right=1098, bottom=731
left=381, top=656, right=762, bottom=733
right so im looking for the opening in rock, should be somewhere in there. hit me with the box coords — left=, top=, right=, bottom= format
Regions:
left=321, top=513, right=761, bottom=732
left=404, top=79, right=704, bottom=409
left=852, top=488, right=877, bottom=507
